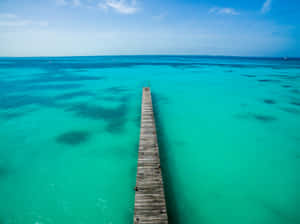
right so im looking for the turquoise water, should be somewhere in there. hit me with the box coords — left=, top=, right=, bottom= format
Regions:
left=0, top=56, right=299, bottom=224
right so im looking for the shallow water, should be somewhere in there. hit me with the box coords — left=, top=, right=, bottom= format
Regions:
left=0, top=56, right=299, bottom=224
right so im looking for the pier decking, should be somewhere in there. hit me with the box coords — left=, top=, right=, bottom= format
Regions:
left=134, top=87, right=168, bottom=224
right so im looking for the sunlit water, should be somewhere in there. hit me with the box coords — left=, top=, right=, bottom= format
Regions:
left=0, top=56, right=299, bottom=224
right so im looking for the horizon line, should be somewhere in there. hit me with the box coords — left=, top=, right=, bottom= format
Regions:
left=0, top=54, right=299, bottom=60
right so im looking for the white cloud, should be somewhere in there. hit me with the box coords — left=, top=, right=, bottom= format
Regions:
left=261, top=0, right=272, bottom=14
left=209, top=7, right=240, bottom=15
left=0, top=13, right=48, bottom=28
left=98, top=2, right=108, bottom=10
left=54, top=0, right=138, bottom=13
left=0, top=20, right=48, bottom=27
left=73, top=0, right=81, bottom=7
left=0, top=13, right=18, bottom=19
left=56, top=0, right=68, bottom=6
left=0, top=26, right=292, bottom=57
left=98, top=0, right=138, bottom=14
left=56, top=0, right=81, bottom=7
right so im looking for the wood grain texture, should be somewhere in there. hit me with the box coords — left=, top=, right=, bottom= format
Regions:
left=134, top=87, right=168, bottom=224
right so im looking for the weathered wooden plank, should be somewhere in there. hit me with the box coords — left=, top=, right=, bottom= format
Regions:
left=134, top=87, right=168, bottom=224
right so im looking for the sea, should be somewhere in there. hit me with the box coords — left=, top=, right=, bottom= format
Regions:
left=0, top=56, right=299, bottom=224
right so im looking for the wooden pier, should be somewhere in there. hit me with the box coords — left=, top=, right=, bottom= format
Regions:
left=134, top=87, right=168, bottom=224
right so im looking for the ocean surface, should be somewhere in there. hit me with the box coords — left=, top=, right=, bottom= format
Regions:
left=0, top=56, right=299, bottom=224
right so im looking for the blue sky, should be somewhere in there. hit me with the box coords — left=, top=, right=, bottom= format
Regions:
left=0, top=0, right=299, bottom=57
